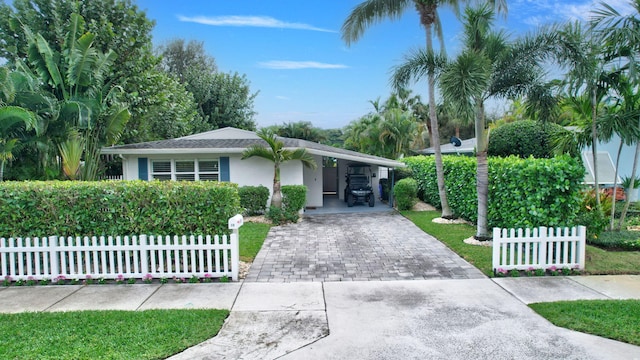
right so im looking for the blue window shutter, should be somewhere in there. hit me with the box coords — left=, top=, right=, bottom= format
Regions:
left=220, top=157, right=230, bottom=181
left=138, top=158, right=148, bottom=180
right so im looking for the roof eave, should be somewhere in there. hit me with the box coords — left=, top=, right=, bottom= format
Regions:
left=100, top=148, right=246, bottom=155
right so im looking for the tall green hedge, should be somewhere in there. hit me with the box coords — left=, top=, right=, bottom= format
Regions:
left=488, top=120, right=567, bottom=158
left=0, top=181, right=241, bottom=237
left=402, top=155, right=584, bottom=229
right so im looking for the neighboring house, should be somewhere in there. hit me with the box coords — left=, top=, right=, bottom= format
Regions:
left=101, top=127, right=404, bottom=209
left=420, top=135, right=635, bottom=186
left=419, top=137, right=476, bottom=156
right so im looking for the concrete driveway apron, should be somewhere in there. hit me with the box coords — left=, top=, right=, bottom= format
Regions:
left=245, top=212, right=484, bottom=282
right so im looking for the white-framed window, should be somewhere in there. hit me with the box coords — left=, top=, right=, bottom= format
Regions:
left=150, top=159, right=219, bottom=181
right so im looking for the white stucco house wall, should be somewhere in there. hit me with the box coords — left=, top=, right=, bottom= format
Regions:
left=101, top=127, right=404, bottom=209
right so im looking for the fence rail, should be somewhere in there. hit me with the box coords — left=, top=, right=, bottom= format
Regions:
left=492, top=226, right=586, bottom=273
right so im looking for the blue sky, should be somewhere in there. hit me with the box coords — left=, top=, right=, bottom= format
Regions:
left=134, top=0, right=634, bottom=130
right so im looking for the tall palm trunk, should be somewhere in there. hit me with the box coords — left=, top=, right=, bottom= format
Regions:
left=271, top=163, right=283, bottom=208
left=618, top=141, right=640, bottom=229
left=425, top=15, right=453, bottom=218
left=475, top=99, right=490, bottom=239
left=591, top=86, right=600, bottom=208
left=609, top=140, right=624, bottom=230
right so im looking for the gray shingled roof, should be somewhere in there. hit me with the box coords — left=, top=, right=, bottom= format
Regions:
left=102, top=134, right=404, bottom=167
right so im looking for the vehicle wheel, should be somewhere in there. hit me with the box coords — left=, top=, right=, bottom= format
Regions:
left=369, top=195, right=375, bottom=207
left=344, top=189, right=348, bottom=202
left=347, top=193, right=354, bottom=207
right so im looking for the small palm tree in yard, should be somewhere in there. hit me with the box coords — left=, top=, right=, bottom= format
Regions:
left=241, top=129, right=317, bottom=208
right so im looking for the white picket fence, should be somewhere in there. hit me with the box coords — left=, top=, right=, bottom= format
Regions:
left=492, top=226, right=586, bottom=272
left=0, top=215, right=244, bottom=282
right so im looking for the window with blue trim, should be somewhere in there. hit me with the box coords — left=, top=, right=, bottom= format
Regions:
left=150, top=159, right=219, bottom=181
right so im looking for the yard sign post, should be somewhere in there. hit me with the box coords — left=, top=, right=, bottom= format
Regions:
left=228, top=214, right=244, bottom=281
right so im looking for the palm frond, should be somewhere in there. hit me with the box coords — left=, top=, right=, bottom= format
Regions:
left=341, top=0, right=411, bottom=45
left=241, top=144, right=276, bottom=162
left=391, top=48, right=447, bottom=90
left=440, top=50, right=491, bottom=120
left=289, top=148, right=317, bottom=169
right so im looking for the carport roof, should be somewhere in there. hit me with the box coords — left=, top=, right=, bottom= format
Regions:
left=102, top=127, right=405, bottom=168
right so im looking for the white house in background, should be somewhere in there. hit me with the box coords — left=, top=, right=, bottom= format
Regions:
left=101, top=127, right=404, bottom=209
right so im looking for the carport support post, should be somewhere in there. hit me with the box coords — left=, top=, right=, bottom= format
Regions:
left=389, top=169, right=395, bottom=208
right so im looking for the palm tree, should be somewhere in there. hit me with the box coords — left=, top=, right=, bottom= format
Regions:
left=342, top=0, right=506, bottom=219
left=437, top=5, right=554, bottom=238
left=241, top=129, right=317, bottom=208
left=592, top=0, right=640, bottom=229
left=378, top=107, right=419, bottom=158
left=553, top=21, right=615, bottom=208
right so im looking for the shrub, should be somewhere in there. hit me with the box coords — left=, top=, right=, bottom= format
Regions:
left=282, top=185, right=307, bottom=214
left=0, top=181, right=241, bottom=236
left=238, top=185, right=269, bottom=216
left=402, top=155, right=583, bottom=229
left=266, top=185, right=307, bottom=225
left=394, top=178, right=418, bottom=210
left=588, top=230, right=640, bottom=251
left=574, top=189, right=613, bottom=241
left=488, top=120, right=567, bottom=158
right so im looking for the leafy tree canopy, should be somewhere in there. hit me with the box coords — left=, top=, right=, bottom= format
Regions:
left=158, top=39, right=258, bottom=131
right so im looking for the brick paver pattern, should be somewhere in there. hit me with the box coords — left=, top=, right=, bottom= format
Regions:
left=245, top=212, right=485, bottom=282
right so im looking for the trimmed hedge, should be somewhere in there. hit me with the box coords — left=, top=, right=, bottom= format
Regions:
left=239, top=185, right=269, bottom=216
left=282, top=185, right=307, bottom=213
left=402, top=155, right=584, bottom=229
left=488, top=120, right=567, bottom=158
left=0, top=181, right=241, bottom=237
left=267, top=185, right=307, bottom=225
left=394, top=178, right=418, bottom=210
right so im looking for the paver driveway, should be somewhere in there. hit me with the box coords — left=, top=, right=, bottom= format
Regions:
left=245, top=212, right=484, bottom=282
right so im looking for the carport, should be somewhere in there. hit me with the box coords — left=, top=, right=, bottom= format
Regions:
left=296, top=139, right=404, bottom=211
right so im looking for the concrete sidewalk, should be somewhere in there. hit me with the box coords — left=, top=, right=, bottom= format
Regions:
left=2, top=275, right=638, bottom=359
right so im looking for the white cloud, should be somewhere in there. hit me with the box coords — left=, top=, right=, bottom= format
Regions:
left=177, top=15, right=335, bottom=32
left=275, top=95, right=290, bottom=100
left=515, top=0, right=636, bottom=25
left=258, top=61, right=348, bottom=70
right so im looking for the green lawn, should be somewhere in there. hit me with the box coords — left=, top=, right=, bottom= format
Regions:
left=239, top=221, right=271, bottom=262
left=529, top=300, right=640, bottom=346
left=584, top=245, right=640, bottom=275
left=0, top=222, right=270, bottom=360
left=0, top=309, right=229, bottom=360
left=402, top=210, right=640, bottom=276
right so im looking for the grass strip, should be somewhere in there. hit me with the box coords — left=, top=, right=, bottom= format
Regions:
left=239, top=222, right=271, bottom=262
left=529, top=300, right=640, bottom=346
left=402, top=210, right=640, bottom=276
left=0, top=309, right=228, bottom=360
left=584, top=245, right=640, bottom=275
left=401, top=210, right=493, bottom=276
